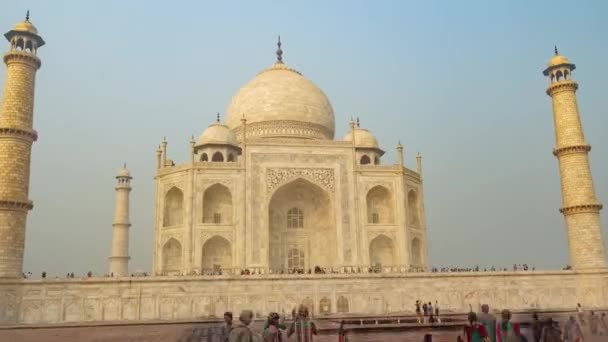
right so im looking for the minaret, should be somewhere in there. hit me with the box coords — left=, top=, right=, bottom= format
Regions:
left=0, top=13, right=45, bottom=278
left=543, top=48, right=606, bottom=269
left=396, top=141, right=404, bottom=167
left=108, top=165, right=132, bottom=276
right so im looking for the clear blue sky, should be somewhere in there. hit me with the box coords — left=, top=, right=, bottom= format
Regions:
left=1, top=1, right=607, bottom=275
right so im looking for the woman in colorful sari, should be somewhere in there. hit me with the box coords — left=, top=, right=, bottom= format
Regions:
left=463, top=312, right=489, bottom=342
left=495, top=310, right=521, bottom=342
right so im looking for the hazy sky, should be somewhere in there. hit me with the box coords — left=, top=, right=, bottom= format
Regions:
left=1, top=1, right=607, bottom=275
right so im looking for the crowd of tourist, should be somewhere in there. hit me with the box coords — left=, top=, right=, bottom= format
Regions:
left=429, top=264, right=536, bottom=273
left=456, top=303, right=607, bottom=342
left=415, top=300, right=442, bottom=324
left=21, top=263, right=583, bottom=280
left=213, top=305, right=320, bottom=342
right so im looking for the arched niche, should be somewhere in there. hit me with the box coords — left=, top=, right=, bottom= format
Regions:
left=319, top=297, right=331, bottom=315
left=202, top=184, right=233, bottom=224
left=164, top=187, right=184, bottom=227
left=366, top=185, right=394, bottom=224
left=411, top=237, right=422, bottom=266
left=360, top=155, right=371, bottom=165
left=212, top=151, right=224, bottom=162
left=337, top=296, right=349, bottom=313
left=408, top=190, right=420, bottom=226
left=162, top=238, right=182, bottom=273
left=201, top=236, right=232, bottom=272
left=369, top=234, right=395, bottom=270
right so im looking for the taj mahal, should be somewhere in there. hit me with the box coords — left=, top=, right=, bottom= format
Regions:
left=0, top=15, right=607, bottom=325
left=151, top=37, right=427, bottom=277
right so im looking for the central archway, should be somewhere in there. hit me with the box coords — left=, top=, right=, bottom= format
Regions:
left=268, top=178, right=335, bottom=271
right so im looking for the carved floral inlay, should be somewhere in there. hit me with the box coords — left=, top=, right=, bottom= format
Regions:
left=266, top=168, right=335, bottom=193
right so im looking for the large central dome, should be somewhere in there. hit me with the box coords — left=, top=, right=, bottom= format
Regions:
left=225, top=60, right=335, bottom=140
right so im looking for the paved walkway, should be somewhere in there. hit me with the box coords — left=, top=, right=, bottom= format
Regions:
left=1, top=311, right=606, bottom=341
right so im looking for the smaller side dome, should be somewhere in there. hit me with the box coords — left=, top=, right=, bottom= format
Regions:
left=342, top=128, right=379, bottom=149
left=197, top=123, right=239, bottom=147
left=13, top=20, right=38, bottom=35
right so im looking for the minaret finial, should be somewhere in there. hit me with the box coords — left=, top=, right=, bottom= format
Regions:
left=216, top=112, right=220, bottom=123
left=554, top=45, right=559, bottom=55
left=356, top=117, right=360, bottom=128
left=276, top=35, right=283, bottom=63
left=26, top=10, right=30, bottom=21
left=123, top=162, right=126, bottom=168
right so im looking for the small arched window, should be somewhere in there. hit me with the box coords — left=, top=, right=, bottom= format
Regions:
left=16, top=39, right=24, bottom=51
left=374, top=157, right=380, bottom=165
left=212, top=152, right=224, bottom=162
left=564, top=70, right=570, bottom=80
left=227, top=154, right=235, bottom=162
left=556, top=70, right=563, bottom=82
left=287, top=207, right=304, bottom=228
left=201, top=153, right=208, bottom=162
left=360, top=155, right=371, bottom=165
left=25, top=40, right=33, bottom=52
left=371, top=213, right=379, bottom=224
left=550, top=73, right=555, bottom=83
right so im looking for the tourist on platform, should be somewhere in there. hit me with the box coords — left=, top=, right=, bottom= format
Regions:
left=435, top=301, right=441, bottom=323
left=601, top=312, right=608, bottom=335
left=423, top=302, right=429, bottom=323
left=540, top=317, right=562, bottom=342
left=428, top=302, right=434, bottom=323
left=263, top=312, right=283, bottom=342
left=338, top=320, right=347, bottom=342
left=219, top=311, right=233, bottom=342
left=496, top=309, right=521, bottom=342
left=415, top=300, right=423, bottom=324
left=531, top=313, right=542, bottom=342
left=575, top=304, right=584, bottom=325
left=462, top=312, right=488, bottom=342
left=287, top=305, right=317, bottom=342
left=562, top=315, right=583, bottom=342
left=589, top=310, right=599, bottom=336
left=229, top=310, right=254, bottom=342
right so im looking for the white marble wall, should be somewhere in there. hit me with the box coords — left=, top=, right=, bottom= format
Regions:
left=1, top=270, right=606, bottom=325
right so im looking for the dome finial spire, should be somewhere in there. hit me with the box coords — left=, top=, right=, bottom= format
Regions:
left=356, top=117, right=360, bottom=128
left=216, top=112, right=220, bottom=123
left=554, top=45, right=559, bottom=55
left=276, top=35, right=283, bottom=63
left=26, top=10, right=30, bottom=21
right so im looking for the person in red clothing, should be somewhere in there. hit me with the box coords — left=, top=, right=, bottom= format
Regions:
left=495, top=310, right=521, bottom=342
left=463, top=312, right=489, bottom=342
